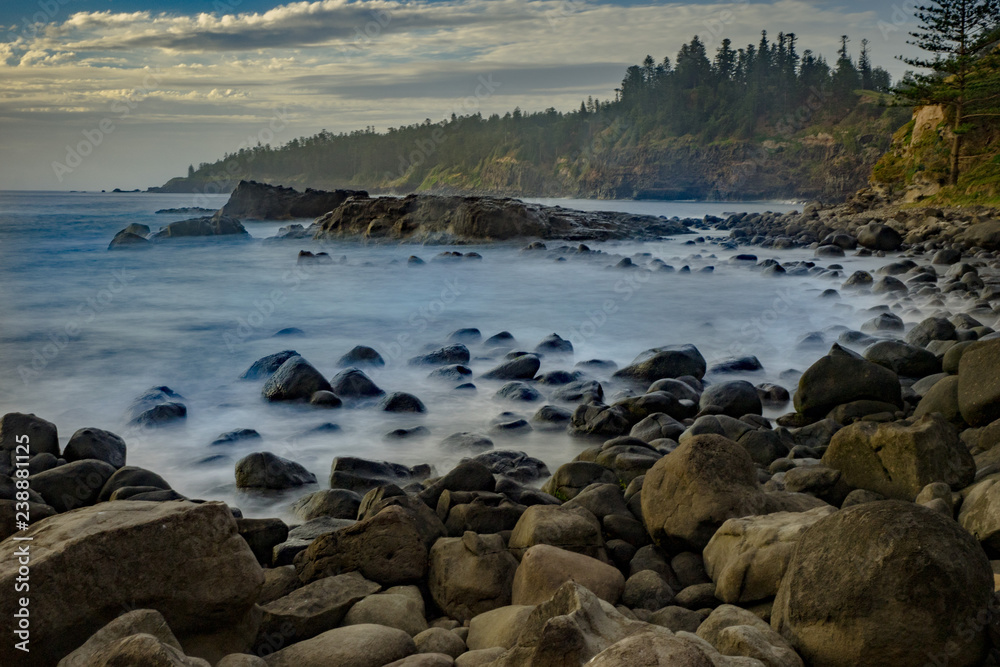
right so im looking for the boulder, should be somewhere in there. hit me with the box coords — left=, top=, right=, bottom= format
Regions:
left=586, top=631, right=759, bottom=667
left=0, top=412, right=59, bottom=456
left=958, top=340, right=1000, bottom=426
left=337, top=345, right=385, bottom=367
left=241, top=350, right=299, bottom=380
left=466, top=605, right=536, bottom=651
left=108, top=230, right=150, bottom=249
left=541, top=460, right=617, bottom=500
left=428, top=532, right=519, bottom=622
left=621, top=570, right=676, bottom=611
left=151, top=215, right=249, bottom=239
left=630, top=412, right=685, bottom=442
left=959, top=219, right=1000, bottom=250
left=612, top=345, right=707, bottom=384
left=641, top=434, right=767, bottom=552
left=329, top=368, right=385, bottom=400
left=413, top=628, right=466, bottom=658
left=906, top=316, right=957, bottom=347
left=56, top=608, right=193, bottom=666
left=481, top=354, right=541, bottom=381
left=440, top=432, right=494, bottom=453
left=913, top=375, right=964, bottom=424
left=261, top=624, right=415, bottom=667
left=512, top=544, right=625, bottom=605
left=772, top=501, right=993, bottom=667
left=380, top=392, right=427, bottom=413
left=69, top=634, right=210, bottom=666
left=793, top=344, right=901, bottom=417
left=409, top=344, right=471, bottom=366
left=862, top=340, right=940, bottom=378
left=257, top=572, right=380, bottom=648
left=343, top=587, right=428, bottom=636
left=29, top=459, right=117, bottom=513
left=535, top=333, right=573, bottom=355
left=63, top=427, right=127, bottom=469
left=697, top=605, right=802, bottom=667
left=821, top=414, right=975, bottom=500
left=699, top=380, right=763, bottom=418
left=263, top=356, right=333, bottom=402
left=218, top=180, right=363, bottom=220
left=495, top=382, right=542, bottom=402
left=0, top=501, right=263, bottom=667
left=291, top=488, right=362, bottom=521
left=703, top=507, right=837, bottom=604
left=235, top=452, right=317, bottom=490
left=856, top=222, right=902, bottom=251
left=958, top=477, right=1000, bottom=550
left=508, top=504, right=607, bottom=561
left=489, top=582, right=670, bottom=667
left=295, top=505, right=429, bottom=586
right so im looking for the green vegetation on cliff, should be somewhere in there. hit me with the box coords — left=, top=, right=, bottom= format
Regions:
left=155, top=30, right=908, bottom=201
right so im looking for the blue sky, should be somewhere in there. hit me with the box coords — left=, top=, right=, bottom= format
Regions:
left=0, top=0, right=923, bottom=190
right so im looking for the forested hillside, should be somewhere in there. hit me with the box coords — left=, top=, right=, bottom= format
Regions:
left=153, top=30, right=909, bottom=201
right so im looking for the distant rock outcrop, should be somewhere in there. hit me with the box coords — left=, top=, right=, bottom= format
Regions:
left=219, top=180, right=366, bottom=220
left=150, top=215, right=248, bottom=239
left=311, top=192, right=691, bottom=243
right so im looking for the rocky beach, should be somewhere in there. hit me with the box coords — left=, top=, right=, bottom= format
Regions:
left=4, top=182, right=1000, bottom=667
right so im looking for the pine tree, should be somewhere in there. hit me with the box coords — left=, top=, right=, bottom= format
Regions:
left=898, top=0, right=1000, bottom=184
left=859, top=38, right=874, bottom=89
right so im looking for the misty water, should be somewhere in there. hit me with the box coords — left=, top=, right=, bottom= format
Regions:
left=0, top=191, right=897, bottom=519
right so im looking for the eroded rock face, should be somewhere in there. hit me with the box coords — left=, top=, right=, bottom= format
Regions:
left=703, top=507, right=837, bottom=604
left=220, top=180, right=365, bottom=220
left=821, top=414, right=975, bottom=500
left=772, top=500, right=993, bottom=667
left=0, top=501, right=263, bottom=667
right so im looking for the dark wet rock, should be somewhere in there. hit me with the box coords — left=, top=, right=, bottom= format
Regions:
left=29, top=459, right=117, bottom=513
left=906, top=316, right=957, bottom=347
left=709, top=356, right=763, bottom=374
left=756, top=383, right=790, bottom=406
left=552, top=379, right=603, bottom=403
left=532, top=404, right=573, bottom=428
left=958, top=340, right=1000, bottom=426
left=481, top=354, right=540, bottom=381
left=842, top=270, right=873, bottom=289
left=210, top=428, right=262, bottom=447
left=97, top=466, right=171, bottom=502
left=863, top=340, right=940, bottom=378
left=126, top=386, right=185, bottom=423
left=794, top=344, right=902, bottom=418
left=570, top=403, right=633, bottom=438
left=489, top=417, right=533, bottom=435
left=380, top=392, right=427, bottom=413
left=495, top=382, right=542, bottom=402
left=409, top=344, right=471, bottom=366
left=219, top=180, right=364, bottom=219
left=484, top=331, right=516, bottom=348
left=63, top=428, right=127, bottom=469
left=448, top=327, right=482, bottom=343
left=240, top=350, right=299, bottom=380
left=860, top=312, right=903, bottom=333
left=472, top=450, right=550, bottom=482
left=235, top=452, right=317, bottom=490
left=612, top=345, right=706, bottom=384
left=630, top=413, right=685, bottom=442
left=535, top=333, right=573, bottom=355
left=329, top=456, right=425, bottom=494
left=428, top=364, right=472, bottom=382
left=440, top=432, right=494, bottom=453
left=292, top=488, right=363, bottom=521
left=273, top=327, right=305, bottom=337
left=263, top=356, right=333, bottom=402
left=151, top=215, right=249, bottom=239
left=699, top=381, right=762, bottom=418
left=0, top=413, right=59, bottom=456
left=536, top=370, right=579, bottom=385
left=336, top=345, right=385, bottom=368
left=108, top=230, right=150, bottom=249
left=856, top=222, right=902, bottom=251
left=384, top=426, right=431, bottom=440
left=309, top=390, right=342, bottom=407
left=407, top=255, right=425, bottom=265
left=330, top=368, right=385, bottom=400
left=576, top=359, right=618, bottom=373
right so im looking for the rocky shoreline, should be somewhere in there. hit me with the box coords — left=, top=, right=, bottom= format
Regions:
left=11, top=184, right=1000, bottom=666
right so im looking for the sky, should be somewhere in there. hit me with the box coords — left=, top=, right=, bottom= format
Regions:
left=0, top=0, right=925, bottom=191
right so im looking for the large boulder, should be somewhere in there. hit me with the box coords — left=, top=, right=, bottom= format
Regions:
left=295, top=505, right=429, bottom=586
left=772, top=500, right=993, bottom=667
left=467, top=605, right=536, bottom=651
left=263, top=356, right=333, bottom=402
left=261, top=624, right=415, bottom=667
left=428, top=531, right=519, bottom=622
left=481, top=354, right=541, bottom=381
left=511, top=544, right=625, bottom=606
left=57, top=609, right=189, bottom=667
left=329, top=368, right=385, bottom=400
left=958, top=339, right=1000, bottom=426
left=703, top=506, right=837, bottom=604
left=0, top=501, right=263, bottom=667
left=958, top=477, right=1000, bottom=550
left=343, top=587, right=428, bottom=637
left=0, top=412, right=59, bottom=456
left=241, top=350, right=299, bottom=380
left=959, top=219, right=1000, bottom=250
left=62, top=427, right=127, bottom=469
left=151, top=215, right=249, bottom=239
left=235, top=452, right=317, bottom=490
left=793, top=344, right=902, bottom=417
left=856, top=222, right=902, bottom=251
left=821, top=414, right=975, bottom=500
left=257, top=572, right=380, bottom=647
left=508, top=504, right=607, bottom=561
left=29, top=459, right=117, bottom=513
left=862, top=340, right=940, bottom=378
left=699, top=380, right=763, bottom=418
left=612, top=345, right=706, bottom=384
left=641, top=434, right=767, bottom=552
left=587, top=631, right=761, bottom=667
